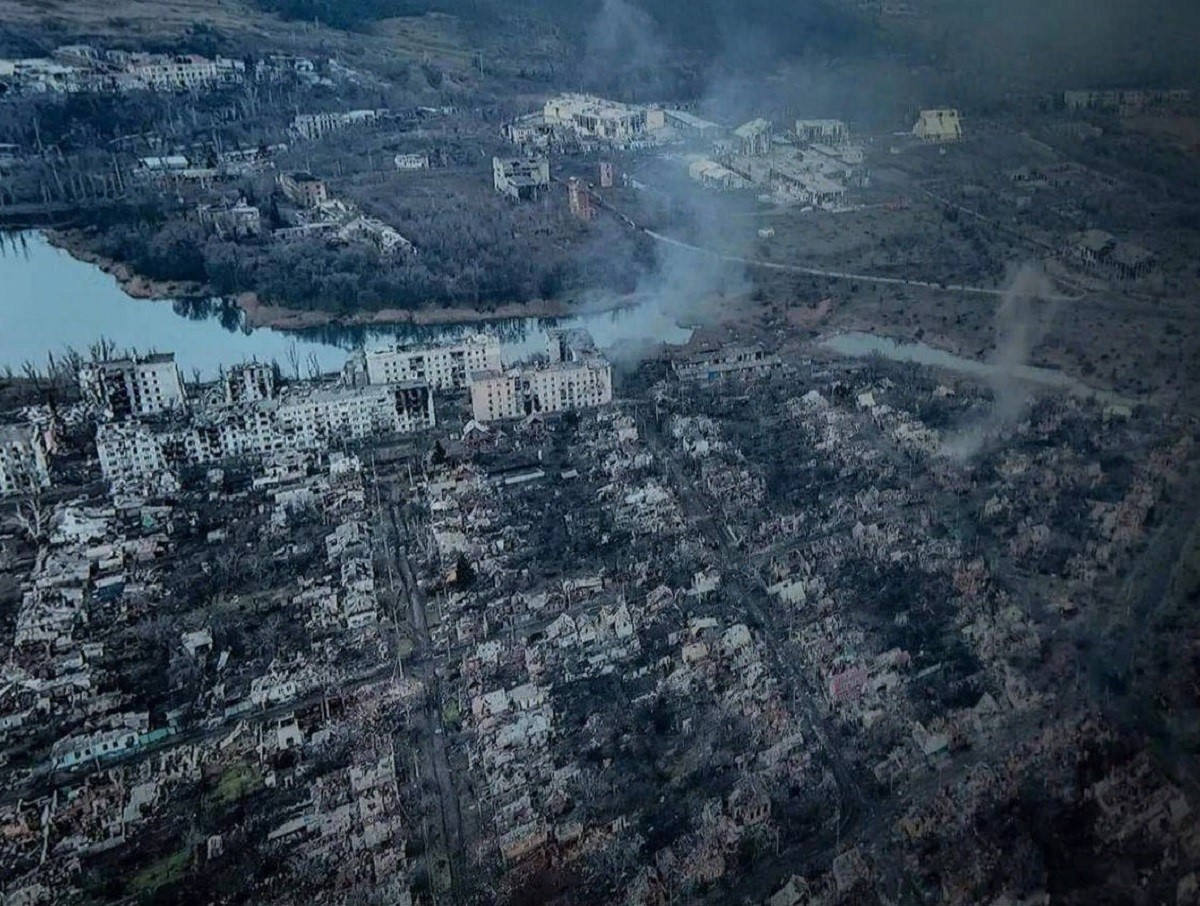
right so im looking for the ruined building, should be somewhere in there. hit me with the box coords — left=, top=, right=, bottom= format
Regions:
left=493, top=156, right=550, bottom=202
left=912, top=109, right=963, bottom=142
left=0, top=423, right=52, bottom=496
left=79, top=354, right=187, bottom=421
left=470, top=359, right=613, bottom=423
left=356, top=334, right=502, bottom=393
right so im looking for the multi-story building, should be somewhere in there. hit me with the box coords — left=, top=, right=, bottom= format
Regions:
left=96, top=421, right=169, bottom=483
left=0, top=423, right=52, bottom=496
left=671, top=343, right=782, bottom=381
left=96, top=383, right=435, bottom=484
left=470, top=358, right=613, bottom=423
left=493, top=156, right=550, bottom=202
left=733, top=119, right=773, bottom=156
left=223, top=363, right=277, bottom=405
left=912, top=109, right=962, bottom=143
left=542, top=94, right=651, bottom=143
left=79, top=354, right=187, bottom=421
left=363, top=335, right=501, bottom=392
left=126, top=54, right=233, bottom=91
left=277, top=172, right=329, bottom=208
left=291, top=109, right=382, bottom=141
left=795, top=119, right=849, bottom=145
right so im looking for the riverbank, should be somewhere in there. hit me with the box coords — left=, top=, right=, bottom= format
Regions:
left=47, top=230, right=207, bottom=301
left=46, top=229, right=635, bottom=332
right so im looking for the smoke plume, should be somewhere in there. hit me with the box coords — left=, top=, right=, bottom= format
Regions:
left=941, top=264, right=1058, bottom=461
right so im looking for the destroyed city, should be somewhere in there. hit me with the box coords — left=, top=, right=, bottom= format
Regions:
left=2, top=0, right=1200, bottom=904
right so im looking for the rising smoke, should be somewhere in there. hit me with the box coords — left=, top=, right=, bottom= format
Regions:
left=941, top=263, right=1059, bottom=462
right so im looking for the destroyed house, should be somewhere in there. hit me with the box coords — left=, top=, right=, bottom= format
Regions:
left=493, top=156, right=550, bottom=201
left=277, top=171, right=329, bottom=208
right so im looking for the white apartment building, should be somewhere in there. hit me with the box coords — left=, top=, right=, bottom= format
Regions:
left=223, top=362, right=277, bottom=405
left=96, top=383, right=435, bottom=484
left=127, top=54, right=225, bottom=91
left=292, top=109, right=382, bottom=141
left=0, top=423, right=52, bottom=496
left=470, top=359, right=613, bottom=423
left=542, top=94, right=653, bottom=143
left=364, top=334, right=502, bottom=392
left=79, top=354, right=187, bottom=421
left=96, top=421, right=168, bottom=483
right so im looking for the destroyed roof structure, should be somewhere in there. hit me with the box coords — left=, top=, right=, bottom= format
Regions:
left=913, top=108, right=963, bottom=142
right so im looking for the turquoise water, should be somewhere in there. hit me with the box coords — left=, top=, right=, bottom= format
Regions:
left=0, top=231, right=691, bottom=379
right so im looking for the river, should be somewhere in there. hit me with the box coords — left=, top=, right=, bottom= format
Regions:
left=0, top=231, right=691, bottom=378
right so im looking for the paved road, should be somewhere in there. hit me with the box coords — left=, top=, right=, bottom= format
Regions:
left=388, top=501, right=466, bottom=897
left=594, top=187, right=1083, bottom=303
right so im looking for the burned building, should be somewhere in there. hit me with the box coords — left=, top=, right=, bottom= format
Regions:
left=223, top=362, right=277, bottom=405
left=568, top=177, right=596, bottom=221
left=671, top=343, right=782, bottom=381
left=79, top=354, right=187, bottom=421
left=1065, top=230, right=1157, bottom=279
left=196, top=199, right=262, bottom=239
left=733, top=118, right=774, bottom=156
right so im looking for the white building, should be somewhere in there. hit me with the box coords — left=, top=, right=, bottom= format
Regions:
left=0, top=423, right=52, bottom=496
left=913, top=109, right=962, bottom=142
left=364, top=334, right=501, bottom=392
left=689, top=158, right=749, bottom=191
left=733, top=119, right=773, bottom=156
left=394, top=153, right=430, bottom=170
left=292, top=109, right=382, bottom=141
left=470, top=359, right=613, bottom=423
left=79, top=354, right=187, bottom=421
left=126, top=54, right=236, bottom=91
left=542, top=93, right=652, bottom=143
left=223, top=363, right=277, bottom=405
left=96, top=383, right=435, bottom=484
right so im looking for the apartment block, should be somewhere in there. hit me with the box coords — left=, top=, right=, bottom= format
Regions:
left=79, top=354, right=187, bottom=421
left=96, top=383, right=434, bottom=484
left=470, top=359, right=613, bottom=423
left=364, top=334, right=502, bottom=392
left=0, top=423, right=52, bottom=496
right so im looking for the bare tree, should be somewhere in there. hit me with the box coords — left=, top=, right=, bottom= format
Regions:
left=14, top=491, right=52, bottom=543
